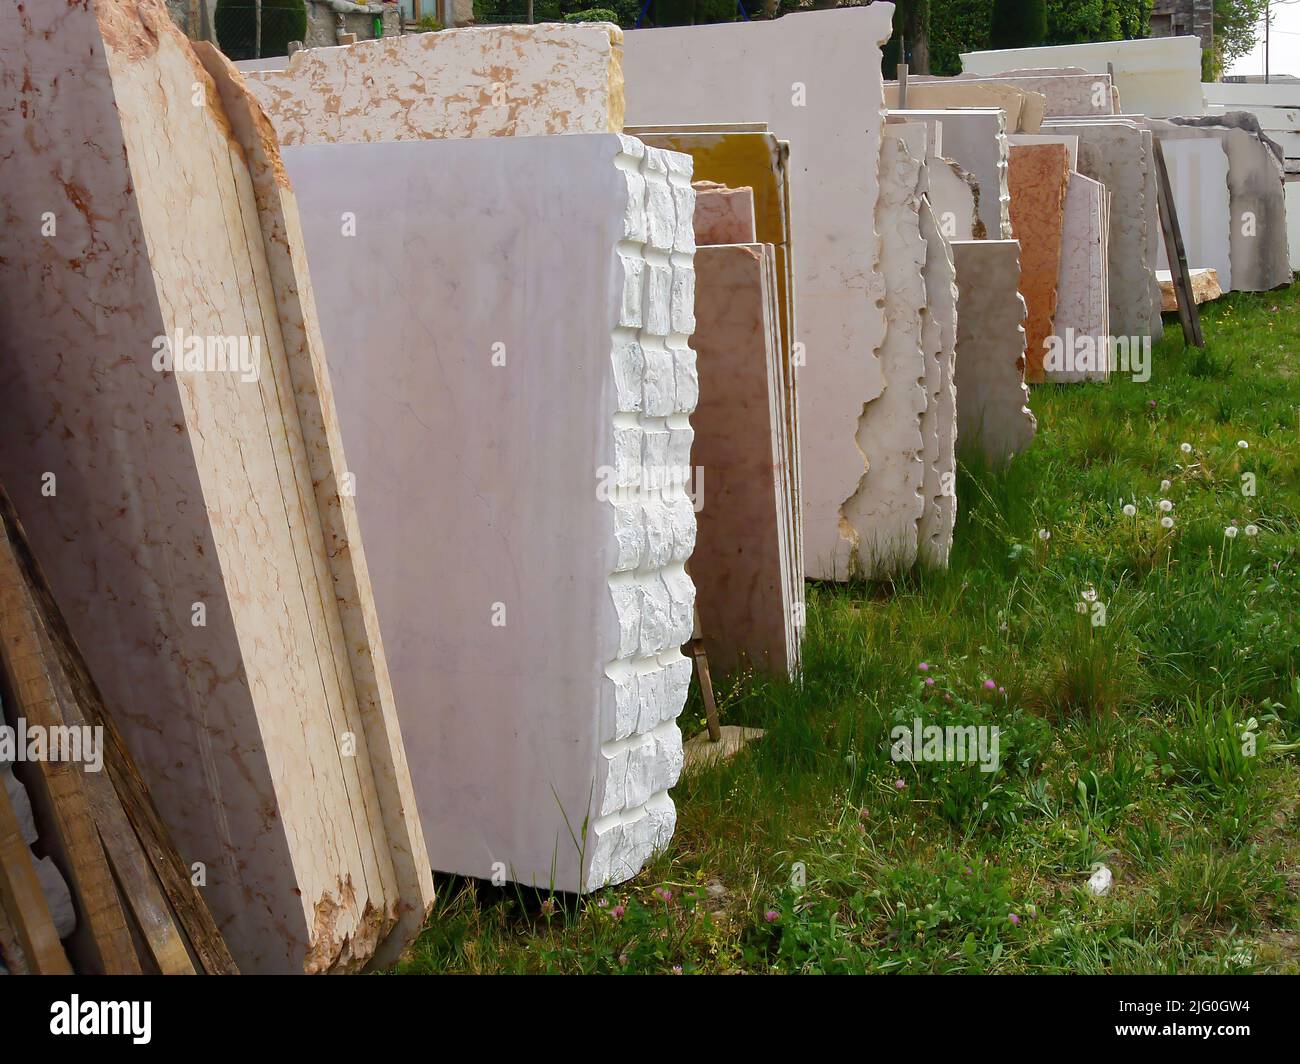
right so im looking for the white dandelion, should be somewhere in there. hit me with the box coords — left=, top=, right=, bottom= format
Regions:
left=1038, top=528, right=1051, bottom=541
left=1180, top=442, right=1192, bottom=454
left=1225, top=525, right=1239, bottom=539
left=1237, top=440, right=1249, bottom=450
left=1160, top=479, right=1171, bottom=492
left=1245, top=524, right=1259, bottom=537
left=1161, top=516, right=1174, bottom=529
left=1159, top=499, right=1173, bottom=512
left=1123, top=504, right=1136, bottom=517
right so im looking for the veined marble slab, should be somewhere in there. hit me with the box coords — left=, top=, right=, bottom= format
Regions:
left=622, top=8, right=896, bottom=581
left=284, top=133, right=697, bottom=894
left=0, top=0, right=432, bottom=974
left=693, top=182, right=757, bottom=244
left=927, top=155, right=982, bottom=240
left=844, top=130, right=927, bottom=575
left=245, top=22, right=624, bottom=145
left=896, top=109, right=1013, bottom=241
left=1047, top=172, right=1112, bottom=383
left=951, top=241, right=1037, bottom=467
left=1007, top=144, right=1071, bottom=383
left=692, top=244, right=798, bottom=676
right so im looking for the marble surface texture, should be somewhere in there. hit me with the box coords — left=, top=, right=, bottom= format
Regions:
left=245, top=22, right=624, bottom=145
left=951, top=241, right=1037, bottom=467
left=284, top=133, right=696, bottom=894
left=693, top=182, right=758, bottom=244
left=0, top=0, right=430, bottom=974
left=899, top=109, right=1013, bottom=241
left=1047, top=172, right=1112, bottom=383
left=1007, top=144, right=1072, bottom=383
left=885, top=80, right=1045, bottom=133
left=622, top=8, right=896, bottom=581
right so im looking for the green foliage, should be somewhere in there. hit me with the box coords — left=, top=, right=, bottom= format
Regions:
left=928, top=0, right=992, bottom=75
left=990, top=0, right=1047, bottom=48
left=564, top=7, right=621, bottom=21
left=1213, top=0, right=1271, bottom=77
left=214, top=0, right=307, bottom=61
left=473, top=0, right=643, bottom=26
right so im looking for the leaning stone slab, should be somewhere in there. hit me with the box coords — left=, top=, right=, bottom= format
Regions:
left=284, top=133, right=697, bottom=894
left=1041, top=119, right=1157, bottom=339
left=927, top=155, right=983, bottom=240
left=245, top=22, right=624, bottom=144
left=1158, top=268, right=1224, bottom=310
left=1007, top=143, right=1071, bottom=383
left=622, top=7, right=896, bottom=581
left=1009, top=133, right=1078, bottom=170
left=1046, top=172, right=1112, bottom=383
left=896, top=109, right=1012, bottom=241
left=693, top=182, right=757, bottom=244
left=1152, top=137, right=1233, bottom=291
left=946, top=73, right=1116, bottom=118
left=886, top=79, right=1045, bottom=132
left=692, top=244, right=799, bottom=676
left=951, top=241, right=1037, bottom=467
left=0, top=0, right=433, bottom=974
left=843, top=131, right=928, bottom=575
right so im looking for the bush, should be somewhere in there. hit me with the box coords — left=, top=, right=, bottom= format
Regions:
left=214, top=0, right=307, bottom=61
left=564, top=8, right=621, bottom=21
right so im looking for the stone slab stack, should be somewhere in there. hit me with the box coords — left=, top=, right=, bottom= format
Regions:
left=885, top=80, right=1046, bottom=132
left=896, top=109, right=1013, bottom=242
left=0, top=0, right=433, bottom=974
left=622, top=7, right=897, bottom=581
left=283, top=133, right=697, bottom=894
left=1046, top=173, right=1112, bottom=383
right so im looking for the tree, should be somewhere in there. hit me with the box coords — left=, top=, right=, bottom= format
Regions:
left=989, top=0, right=1048, bottom=49
left=883, top=0, right=932, bottom=75
left=1213, top=0, right=1271, bottom=78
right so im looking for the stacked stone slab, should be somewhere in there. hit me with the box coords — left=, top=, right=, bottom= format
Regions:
left=1047, top=173, right=1113, bottom=382
left=897, top=109, right=1013, bottom=241
left=693, top=182, right=758, bottom=245
left=885, top=80, right=1047, bottom=132
left=1152, top=137, right=1233, bottom=289
left=283, top=134, right=697, bottom=894
left=1041, top=119, right=1161, bottom=339
left=0, top=0, right=433, bottom=973
left=845, top=131, right=929, bottom=574
left=1153, top=116, right=1294, bottom=291
left=951, top=242, right=1037, bottom=467
left=244, top=22, right=625, bottom=143
left=631, top=127, right=804, bottom=624
left=622, top=7, right=897, bottom=581
left=1007, top=143, right=1072, bottom=382
left=936, top=73, right=1118, bottom=118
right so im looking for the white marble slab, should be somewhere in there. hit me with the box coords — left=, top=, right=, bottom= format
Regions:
left=284, top=133, right=697, bottom=894
left=1047, top=173, right=1112, bottom=382
left=1154, top=137, right=1233, bottom=290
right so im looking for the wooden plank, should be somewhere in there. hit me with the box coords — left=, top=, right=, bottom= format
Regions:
left=0, top=488, right=238, bottom=974
left=38, top=622, right=195, bottom=974
left=0, top=776, right=71, bottom=974
left=0, top=510, right=140, bottom=974
left=1151, top=135, right=1205, bottom=348
left=0, top=896, right=32, bottom=973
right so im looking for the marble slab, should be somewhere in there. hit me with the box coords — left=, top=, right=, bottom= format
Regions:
left=1047, top=172, right=1112, bottom=383
left=895, top=109, right=1012, bottom=241
left=1009, top=133, right=1078, bottom=170
left=1041, top=119, right=1157, bottom=339
left=245, top=22, right=624, bottom=145
left=844, top=131, right=927, bottom=575
left=1007, top=144, right=1071, bottom=383
left=0, top=0, right=432, bottom=974
left=1155, top=117, right=1293, bottom=291
left=283, top=133, right=696, bottom=894
left=622, top=7, right=896, bottom=581
left=918, top=193, right=959, bottom=568
left=960, top=36, right=1205, bottom=117
left=691, top=244, right=797, bottom=676
left=630, top=128, right=803, bottom=645
left=944, top=73, right=1116, bottom=118
left=1152, top=137, right=1232, bottom=291
left=693, top=182, right=757, bottom=244
left=886, top=80, right=1045, bottom=133
left=1158, top=268, right=1224, bottom=310
left=951, top=241, right=1037, bottom=467
left=927, top=155, right=982, bottom=240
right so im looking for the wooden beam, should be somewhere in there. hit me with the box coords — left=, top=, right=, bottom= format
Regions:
left=0, top=488, right=237, bottom=974
left=0, top=775, right=71, bottom=974
left=1151, top=134, right=1205, bottom=347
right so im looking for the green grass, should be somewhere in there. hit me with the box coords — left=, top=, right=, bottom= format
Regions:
left=394, top=284, right=1300, bottom=975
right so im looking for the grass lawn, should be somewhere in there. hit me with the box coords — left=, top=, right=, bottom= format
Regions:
left=396, top=283, right=1300, bottom=975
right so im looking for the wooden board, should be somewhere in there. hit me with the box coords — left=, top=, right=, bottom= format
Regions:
left=1152, top=135, right=1205, bottom=348
left=0, top=775, right=71, bottom=974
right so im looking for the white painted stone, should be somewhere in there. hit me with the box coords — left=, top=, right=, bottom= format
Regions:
left=843, top=131, right=927, bottom=575
left=1153, top=138, right=1233, bottom=290
left=951, top=241, right=1036, bottom=467
left=283, top=133, right=696, bottom=894
left=622, top=7, right=896, bottom=580
left=1047, top=173, right=1112, bottom=383
left=245, top=22, right=624, bottom=145
left=961, top=36, right=1205, bottom=117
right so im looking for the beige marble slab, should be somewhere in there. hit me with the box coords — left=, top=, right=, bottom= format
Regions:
left=0, top=0, right=431, bottom=973
left=245, top=22, right=624, bottom=145
left=1046, top=172, right=1112, bottom=383
left=918, top=194, right=959, bottom=568
left=693, top=182, right=757, bottom=244
left=886, top=79, right=1045, bottom=132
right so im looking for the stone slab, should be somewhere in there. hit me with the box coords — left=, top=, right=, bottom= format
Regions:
left=1158, top=267, right=1224, bottom=310
left=245, top=22, right=624, bottom=145
left=283, top=133, right=697, bottom=894
left=1009, top=133, right=1078, bottom=170
left=622, top=7, right=896, bottom=581
left=691, top=244, right=797, bottom=676
left=693, top=182, right=757, bottom=244
left=1046, top=172, right=1112, bottom=383
left=1007, top=143, right=1071, bottom=382
left=885, top=80, right=1045, bottom=132
left=951, top=241, right=1036, bottom=467
left=1152, top=137, right=1233, bottom=291
left=0, top=0, right=432, bottom=974
left=895, top=109, right=1012, bottom=241
left=944, top=73, right=1116, bottom=118
left=918, top=192, right=959, bottom=568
